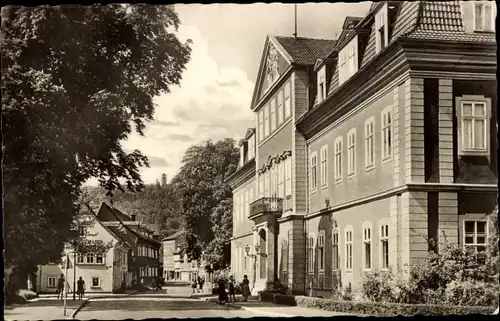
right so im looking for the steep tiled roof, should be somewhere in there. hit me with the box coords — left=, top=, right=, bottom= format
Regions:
left=274, top=36, right=337, bottom=65
left=405, top=30, right=497, bottom=43
left=163, top=229, right=185, bottom=241
left=419, top=1, right=464, bottom=32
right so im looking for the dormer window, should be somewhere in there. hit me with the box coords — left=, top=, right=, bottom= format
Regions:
left=338, top=36, right=358, bottom=86
left=317, top=66, right=326, bottom=103
left=375, top=3, right=389, bottom=53
left=474, top=1, right=495, bottom=32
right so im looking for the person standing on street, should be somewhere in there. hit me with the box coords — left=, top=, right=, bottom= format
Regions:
left=56, top=274, right=65, bottom=300
left=241, top=275, right=250, bottom=302
left=191, top=277, right=197, bottom=294
left=77, top=277, right=85, bottom=300
left=228, top=275, right=236, bottom=302
left=217, top=278, right=228, bottom=305
left=200, top=276, right=205, bottom=293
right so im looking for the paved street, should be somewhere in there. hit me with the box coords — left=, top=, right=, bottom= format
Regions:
left=75, top=298, right=272, bottom=319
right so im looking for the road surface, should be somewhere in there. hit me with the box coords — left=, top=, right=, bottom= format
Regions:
left=75, top=297, right=273, bottom=319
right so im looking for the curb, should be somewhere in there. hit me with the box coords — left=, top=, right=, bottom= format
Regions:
left=71, top=298, right=90, bottom=319
left=238, top=305, right=291, bottom=317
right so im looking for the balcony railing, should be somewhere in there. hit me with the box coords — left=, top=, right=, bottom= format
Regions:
left=249, top=197, right=283, bottom=218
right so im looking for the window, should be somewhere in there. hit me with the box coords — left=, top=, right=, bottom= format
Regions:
left=264, top=105, right=269, bottom=138
left=311, top=152, right=318, bottom=191
left=459, top=100, right=489, bottom=154
left=278, top=90, right=284, bottom=125
left=320, top=145, right=328, bottom=187
left=474, top=1, right=495, bottom=32
left=375, top=5, right=388, bottom=53
left=245, top=190, right=249, bottom=218
left=308, top=235, right=315, bottom=272
left=318, top=230, right=325, bottom=272
left=48, top=277, right=56, bottom=288
left=464, top=220, right=488, bottom=253
left=258, top=111, right=264, bottom=142
left=264, top=171, right=270, bottom=197
left=96, top=255, right=104, bottom=264
left=91, top=277, right=100, bottom=288
left=271, top=167, right=276, bottom=197
left=347, top=129, right=356, bottom=176
left=240, top=193, right=244, bottom=220
left=317, top=66, right=326, bottom=103
left=380, top=224, right=389, bottom=269
left=332, top=229, right=339, bottom=270
left=284, top=83, right=291, bottom=119
left=365, top=117, right=375, bottom=168
left=270, top=99, right=276, bottom=131
left=278, top=162, right=284, bottom=198
left=381, top=108, right=392, bottom=160
left=259, top=175, right=264, bottom=197
left=345, top=227, right=353, bottom=271
left=339, top=37, right=358, bottom=86
left=86, top=254, right=95, bottom=264
left=77, top=254, right=84, bottom=264
left=285, top=158, right=292, bottom=196
left=363, top=225, right=372, bottom=270
left=334, top=137, right=343, bottom=182
left=234, top=195, right=239, bottom=225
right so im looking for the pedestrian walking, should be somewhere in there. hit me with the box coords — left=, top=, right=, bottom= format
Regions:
left=200, top=276, right=205, bottom=293
left=77, top=277, right=85, bottom=300
left=191, top=277, right=197, bottom=294
left=56, top=274, right=65, bottom=300
left=241, top=275, right=250, bottom=302
left=228, top=275, right=236, bottom=302
left=217, top=278, right=228, bottom=305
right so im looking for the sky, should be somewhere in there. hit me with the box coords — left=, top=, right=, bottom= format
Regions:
left=85, top=2, right=372, bottom=187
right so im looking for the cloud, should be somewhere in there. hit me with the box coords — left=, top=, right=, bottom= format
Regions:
left=114, top=25, right=255, bottom=184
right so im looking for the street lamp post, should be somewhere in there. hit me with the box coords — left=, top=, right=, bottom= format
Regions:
left=244, top=244, right=260, bottom=293
left=73, top=240, right=77, bottom=300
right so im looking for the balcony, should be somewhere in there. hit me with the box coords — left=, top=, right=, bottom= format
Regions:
left=249, top=197, right=283, bottom=219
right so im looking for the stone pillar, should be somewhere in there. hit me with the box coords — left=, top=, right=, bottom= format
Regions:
left=287, top=218, right=306, bottom=295
left=389, top=195, right=399, bottom=273
left=438, top=79, right=454, bottom=183
left=404, top=78, right=425, bottom=183
left=266, top=224, right=276, bottom=282
left=438, top=192, right=459, bottom=251
left=399, top=191, right=428, bottom=278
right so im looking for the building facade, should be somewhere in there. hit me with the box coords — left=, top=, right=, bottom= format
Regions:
left=228, top=0, right=497, bottom=296
left=162, top=230, right=209, bottom=283
left=38, top=213, right=132, bottom=294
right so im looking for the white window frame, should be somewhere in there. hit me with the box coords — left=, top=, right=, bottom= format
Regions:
left=48, top=277, right=57, bottom=288
left=259, top=174, right=264, bottom=198
left=96, top=254, right=104, bottom=264
left=334, top=136, right=343, bottom=183
left=473, top=1, right=496, bottom=32
left=270, top=99, right=276, bottom=132
left=264, top=104, right=269, bottom=138
left=285, top=158, right=292, bottom=197
left=318, top=230, right=326, bottom=272
left=284, top=82, right=291, bottom=119
left=77, top=254, right=84, bottom=264
left=339, top=36, right=358, bottom=86
left=86, top=253, right=95, bottom=264
left=317, top=66, right=326, bottom=103
left=339, top=51, right=346, bottom=85
left=332, top=228, right=339, bottom=271
left=278, top=89, right=284, bottom=125
left=90, top=276, right=101, bottom=288
left=456, top=96, right=491, bottom=156
left=379, top=220, right=389, bottom=270
left=362, top=222, right=373, bottom=271
left=320, top=145, right=328, bottom=188
left=278, top=161, right=284, bottom=198
left=308, top=234, right=316, bottom=273
left=347, top=128, right=356, bottom=177
left=345, top=226, right=353, bottom=272
left=365, top=117, right=375, bottom=170
left=463, top=220, right=489, bottom=254
left=375, top=3, right=389, bottom=53
left=258, top=111, right=264, bottom=142
left=264, top=171, right=270, bottom=197
left=381, top=107, right=393, bottom=161
left=311, top=152, right=318, bottom=192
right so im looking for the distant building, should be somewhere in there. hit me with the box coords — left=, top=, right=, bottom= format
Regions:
left=228, top=0, right=497, bottom=297
left=37, top=211, right=132, bottom=293
left=161, top=173, right=167, bottom=187
left=162, top=230, right=209, bottom=283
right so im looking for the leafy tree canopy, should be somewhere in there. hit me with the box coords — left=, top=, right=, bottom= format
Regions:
left=171, top=138, right=239, bottom=264
left=2, top=4, right=191, bottom=270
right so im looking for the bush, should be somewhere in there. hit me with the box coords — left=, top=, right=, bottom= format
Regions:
left=361, top=270, right=396, bottom=303
left=341, top=284, right=353, bottom=301
left=444, top=279, right=499, bottom=307
left=264, top=280, right=291, bottom=295
left=16, top=289, right=37, bottom=301
left=294, top=296, right=496, bottom=316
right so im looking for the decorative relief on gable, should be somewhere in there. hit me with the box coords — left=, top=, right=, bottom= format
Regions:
left=257, top=150, right=292, bottom=174
left=266, top=42, right=280, bottom=88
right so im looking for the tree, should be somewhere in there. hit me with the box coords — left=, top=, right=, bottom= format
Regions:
left=2, top=4, right=192, bottom=285
left=172, top=138, right=239, bottom=263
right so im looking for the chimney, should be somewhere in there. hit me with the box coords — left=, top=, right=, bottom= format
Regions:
left=131, top=214, right=136, bottom=221
left=161, top=173, right=167, bottom=187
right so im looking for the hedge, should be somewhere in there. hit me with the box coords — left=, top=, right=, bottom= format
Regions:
left=294, top=296, right=497, bottom=316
